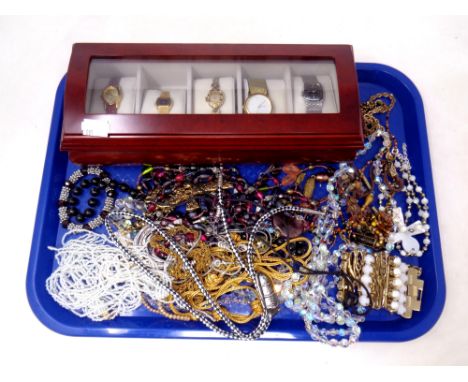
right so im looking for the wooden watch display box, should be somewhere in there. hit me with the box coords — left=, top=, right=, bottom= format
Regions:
left=61, top=43, right=363, bottom=164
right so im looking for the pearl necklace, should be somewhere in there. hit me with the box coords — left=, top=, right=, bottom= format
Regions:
left=358, top=127, right=430, bottom=257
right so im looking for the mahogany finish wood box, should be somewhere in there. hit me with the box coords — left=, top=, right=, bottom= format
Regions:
left=61, top=43, right=363, bottom=164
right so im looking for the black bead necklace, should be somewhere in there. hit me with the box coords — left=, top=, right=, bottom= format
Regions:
left=58, top=166, right=140, bottom=230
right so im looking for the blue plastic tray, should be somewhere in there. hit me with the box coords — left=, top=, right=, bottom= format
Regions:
left=26, top=63, right=445, bottom=341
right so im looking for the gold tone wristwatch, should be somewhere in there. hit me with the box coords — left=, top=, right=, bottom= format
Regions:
left=101, top=79, right=122, bottom=114
left=243, top=79, right=273, bottom=114
left=205, top=78, right=225, bottom=113
left=155, top=91, right=173, bottom=114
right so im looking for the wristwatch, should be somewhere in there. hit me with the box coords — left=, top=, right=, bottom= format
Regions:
left=243, top=79, right=273, bottom=114
left=205, top=78, right=225, bottom=113
left=302, top=76, right=324, bottom=113
left=101, top=79, right=122, bottom=114
left=155, top=91, right=173, bottom=114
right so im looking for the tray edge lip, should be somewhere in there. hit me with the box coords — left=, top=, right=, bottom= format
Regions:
left=25, top=75, right=81, bottom=337
left=27, top=64, right=447, bottom=342
left=356, top=62, right=446, bottom=341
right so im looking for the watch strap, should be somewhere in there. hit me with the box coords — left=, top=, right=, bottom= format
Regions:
left=247, top=79, right=268, bottom=96
left=304, top=99, right=323, bottom=114
left=105, top=103, right=118, bottom=114
left=211, top=77, right=221, bottom=90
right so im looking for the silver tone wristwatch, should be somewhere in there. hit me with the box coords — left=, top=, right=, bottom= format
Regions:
left=302, top=75, right=324, bottom=113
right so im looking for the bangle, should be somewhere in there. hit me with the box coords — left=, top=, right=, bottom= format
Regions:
left=58, top=166, right=116, bottom=230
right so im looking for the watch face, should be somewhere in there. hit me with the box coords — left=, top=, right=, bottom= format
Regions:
left=102, top=85, right=121, bottom=105
left=156, top=97, right=173, bottom=107
left=302, top=84, right=324, bottom=101
left=245, top=94, right=273, bottom=114
left=206, top=89, right=225, bottom=109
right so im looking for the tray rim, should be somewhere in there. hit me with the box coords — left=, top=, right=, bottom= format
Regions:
left=26, top=62, right=446, bottom=341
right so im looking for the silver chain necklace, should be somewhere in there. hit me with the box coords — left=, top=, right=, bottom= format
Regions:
left=105, top=165, right=322, bottom=340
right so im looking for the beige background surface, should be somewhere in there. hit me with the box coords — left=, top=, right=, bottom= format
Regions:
left=0, top=14, right=467, bottom=375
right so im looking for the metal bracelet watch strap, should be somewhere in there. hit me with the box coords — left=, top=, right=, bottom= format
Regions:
left=247, top=78, right=268, bottom=96
left=302, top=75, right=324, bottom=113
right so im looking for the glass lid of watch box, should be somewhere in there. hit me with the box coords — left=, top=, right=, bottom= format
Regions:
left=86, top=59, right=340, bottom=115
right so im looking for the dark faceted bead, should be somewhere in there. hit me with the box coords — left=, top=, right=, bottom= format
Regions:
left=100, top=210, right=109, bottom=218
left=84, top=208, right=95, bottom=218
left=64, top=180, right=73, bottom=188
left=90, top=187, right=101, bottom=196
left=91, top=177, right=99, bottom=185
left=58, top=200, right=67, bottom=207
left=61, top=220, right=70, bottom=228
left=295, top=245, right=307, bottom=256
left=98, top=180, right=108, bottom=189
left=129, top=189, right=138, bottom=198
left=83, top=223, right=91, bottom=230
left=72, top=187, right=83, bottom=196
left=76, top=213, right=85, bottom=223
left=81, top=168, right=88, bottom=175
left=68, top=207, right=79, bottom=216
left=106, top=189, right=116, bottom=198
left=119, top=183, right=129, bottom=192
left=287, top=242, right=297, bottom=252
left=343, top=291, right=359, bottom=308
left=80, top=179, right=90, bottom=188
left=99, top=171, right=109, bottom=179
left=88, top=198, right=99, bottom=207
left=297, top=241, right=308, bottom=251
left=109, top=180, right=118, bottom=188
left=68, top=196, right=79, bottom=206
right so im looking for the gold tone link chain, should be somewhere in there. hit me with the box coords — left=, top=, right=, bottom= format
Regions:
left=360, top=92, right=396, bottom=137
left=144, top=227, right=313, bottom=323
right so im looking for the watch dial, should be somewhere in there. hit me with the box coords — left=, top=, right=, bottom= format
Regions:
left=157, top=98, right=172, bottom=106
left=102, top=86, right=120, bottom=105
left=303, top=84, right=324, bottom=101
left=245, top=94, right=273, bottom=114
left=207, top=90, right=225, bottom=107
